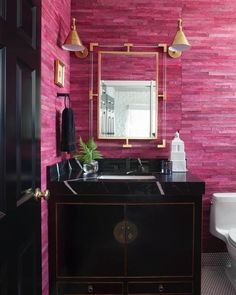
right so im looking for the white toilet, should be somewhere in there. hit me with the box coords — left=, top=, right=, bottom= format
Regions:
left=210, top=192, right=236, bottom=290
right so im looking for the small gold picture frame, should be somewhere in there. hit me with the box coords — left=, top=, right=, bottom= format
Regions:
left=54, top=59, right=65, bottom=87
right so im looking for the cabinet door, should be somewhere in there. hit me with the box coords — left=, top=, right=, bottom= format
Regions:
left=56, top=204, right=125, bottom=277
left=126, top=203, right=194, bottom=277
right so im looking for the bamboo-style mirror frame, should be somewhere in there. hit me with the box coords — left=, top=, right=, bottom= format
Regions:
left=89, top=43, right=167, bottom=148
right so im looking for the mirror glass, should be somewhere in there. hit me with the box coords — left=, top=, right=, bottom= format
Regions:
left=98, top=52, right=158, bottom=139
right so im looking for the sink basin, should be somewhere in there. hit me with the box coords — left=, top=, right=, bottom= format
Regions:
left=97, top=175, right=156, bottom=180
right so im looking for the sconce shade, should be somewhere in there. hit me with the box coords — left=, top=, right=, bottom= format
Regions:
left=62, top=18, right=85, bottom=51
left=169, top=19, right=190, bottom=52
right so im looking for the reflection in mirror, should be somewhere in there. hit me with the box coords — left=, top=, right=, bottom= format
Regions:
left=98, top=52, right=158, bottom=140
left=100, top=80, right=156, bottom=139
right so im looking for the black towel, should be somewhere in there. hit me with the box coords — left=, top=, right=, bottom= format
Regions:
left=61, top=107, right=76, bottom=152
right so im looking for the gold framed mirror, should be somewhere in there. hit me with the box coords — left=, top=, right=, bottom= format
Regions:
left=89, top=43, right=167, bottom=148
left=98, top=51, right=158, bottom=140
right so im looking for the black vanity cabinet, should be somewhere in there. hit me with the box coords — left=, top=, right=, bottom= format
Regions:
left=47, top=160, right=204, bottom=295
left=56, top=202, right=194, bottom=279
left=49, top=195, right=202, bottom=295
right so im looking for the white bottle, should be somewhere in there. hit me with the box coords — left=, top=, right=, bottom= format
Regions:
left=170, top=131, right=187, bottom=172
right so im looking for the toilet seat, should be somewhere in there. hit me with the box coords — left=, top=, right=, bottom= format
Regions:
left=228, top=229, right=236, bottom=248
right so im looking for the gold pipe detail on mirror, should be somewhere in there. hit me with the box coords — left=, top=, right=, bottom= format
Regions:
left=158, top=92, right=166, bottom=100
left=123, top=138, right=132, bottom=148
left=124, top=43, right=133, bottom=52
left=157, top=139, right=166, bottom=148
left=89, top=89, right=98, bottom=100
left=158, top=43, right=168, bottom=53
left=90, top=42, right=99, bottom=52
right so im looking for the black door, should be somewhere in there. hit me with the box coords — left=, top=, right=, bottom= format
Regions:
left=0, top=0, right=42, bottom=294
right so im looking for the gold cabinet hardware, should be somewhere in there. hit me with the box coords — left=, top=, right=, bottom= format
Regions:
left=34, top=188, right=50, bottom=201
left=126, top=221, right=138, bottom=243
left=127, top=233, right=133, bottom=240
left=113, top=221, right=126, bottom=244
left=113, top=221, right=138, bottom=244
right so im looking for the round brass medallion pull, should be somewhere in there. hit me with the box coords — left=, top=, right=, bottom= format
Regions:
left=113, top=220, right=138, bottom=244
left=126, top=221, right=138, bottom=243
left=113, top=221, right=126, bottom=244
left=34, top=188, right=50, bottom=201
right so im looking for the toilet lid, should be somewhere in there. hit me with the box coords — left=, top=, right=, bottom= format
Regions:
left=228, top=229, right=236, bottom=247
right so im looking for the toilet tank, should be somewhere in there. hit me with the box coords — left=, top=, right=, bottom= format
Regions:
left=210, top=193, right=236, bottom=234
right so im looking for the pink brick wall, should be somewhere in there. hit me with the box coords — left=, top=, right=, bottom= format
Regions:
left=41, top=0, right=71, bottom=294
left=71, top=0, right=236, bottom=252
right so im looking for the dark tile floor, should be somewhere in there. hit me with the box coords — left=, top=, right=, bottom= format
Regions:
left=202, top=253, right=236, bottom=295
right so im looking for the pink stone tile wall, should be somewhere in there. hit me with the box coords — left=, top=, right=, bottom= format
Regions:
left=41, top=0, right=71, bottom=294
left=71, top=0, right=236, bottom=252
left=101, top=54, right=157, bottom=80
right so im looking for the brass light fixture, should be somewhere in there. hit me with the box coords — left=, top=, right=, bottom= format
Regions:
left=168, top=18, right=191, bottom=58
left=62, top=17, right=88, bottom=58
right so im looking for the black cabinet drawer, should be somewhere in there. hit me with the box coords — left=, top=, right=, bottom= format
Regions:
left=128, top=281, right=193, bottom=294
left=57, top=282, right=123, bottom=295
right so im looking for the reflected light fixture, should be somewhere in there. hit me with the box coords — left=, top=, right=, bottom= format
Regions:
left=168, top=18, right=191, bottom=58
left=62, top=17, right=88, bottom=58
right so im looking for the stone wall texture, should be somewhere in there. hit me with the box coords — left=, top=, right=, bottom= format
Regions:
left=70, top=0, right=236, bottom=253
left=41, top=0, right=71, bottom=294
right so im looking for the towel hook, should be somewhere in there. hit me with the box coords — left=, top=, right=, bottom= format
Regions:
left=57, top=93, right=71, bottom=108
left=64, top=94, right=71, bottom=108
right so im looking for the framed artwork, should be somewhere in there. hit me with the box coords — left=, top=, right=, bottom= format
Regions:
left=54, top=59, right=65, bottom=87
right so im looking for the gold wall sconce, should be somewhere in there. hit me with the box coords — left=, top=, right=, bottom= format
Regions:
left=62, top=18, right=189, bottom=59
left=62, top=17, right=88, bottom=58
left=168, top=18, right=191, bottom=58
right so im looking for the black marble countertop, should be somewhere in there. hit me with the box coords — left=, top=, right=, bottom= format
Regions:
left=47, top=158, right=205, bottom=198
